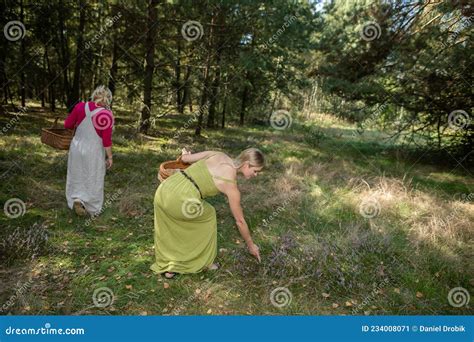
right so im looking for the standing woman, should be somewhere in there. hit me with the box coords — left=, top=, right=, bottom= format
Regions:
left=64, top=85, right=114, bottom=216
left=151, top=148, right=264, bottom=279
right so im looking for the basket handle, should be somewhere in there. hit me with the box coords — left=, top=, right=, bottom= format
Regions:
left=54, top=116, right=77, bottom=136
left=51, top=117, right=60, bottom=129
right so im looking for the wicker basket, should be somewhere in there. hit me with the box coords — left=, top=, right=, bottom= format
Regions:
left=158, top=157, right=190, bottom=182
left=41, top=117, right=75, bottom=150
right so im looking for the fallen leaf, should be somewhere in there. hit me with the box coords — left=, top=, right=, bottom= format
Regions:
left=416, top=291, right=423, bottom=298
left=394, top=288, right=401, bottom=294
left=163, top=282, right=170, bottom=289
left=332, top=303, right=339, bottom=308
left=345, top=301, right=353, bottom=307
left=322, top=292, right=330, bottom=298
left=139, top=311, right=147, bottom=316
left=207, top=309, right=212, bottom=314
left=125, top=284, right=133, bottom=290
left=195, top=288, right=202, bottom=295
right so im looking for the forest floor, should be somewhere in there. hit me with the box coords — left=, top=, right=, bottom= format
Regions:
left=0, top=102, right=472, bottom=315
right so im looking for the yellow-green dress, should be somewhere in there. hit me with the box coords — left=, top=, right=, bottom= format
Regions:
left=151, top=158, right=233, bottom=274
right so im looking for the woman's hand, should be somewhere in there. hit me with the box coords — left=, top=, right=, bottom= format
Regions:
left=181, top=147, right=191, bottom=156
left=106, top=157, right=113, bottom=169
left=247, top=242, right=261, bottom=263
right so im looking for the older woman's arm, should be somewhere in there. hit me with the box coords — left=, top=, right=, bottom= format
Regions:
left=223, top=183, right=261, bottom=262
left=64, top=102, right=82, bottom=129
left=105, top=146, right=113, bottom=169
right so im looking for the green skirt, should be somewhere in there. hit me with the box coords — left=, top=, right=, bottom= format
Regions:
left=150, top=171, right=217, bottom=274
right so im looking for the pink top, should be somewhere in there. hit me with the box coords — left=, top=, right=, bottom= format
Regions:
left=64, top=101, right=114, bottom=147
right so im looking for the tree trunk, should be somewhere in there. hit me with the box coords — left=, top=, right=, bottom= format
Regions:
left=58, top=0, right=71, bottom=108
left=45, top=46, right=56, bottom=112
left=20, top=0, right=26, bottom=107
left=0, top=39, right=10, bottom=105
left=239, top=76, right=250, bottom=126
left=140, top=0, right=159, bottom=134
left=195, top=62, right=210, bottom=136
left=207, top=64, right=221, bottom=128
left=68, top=0, right=86, bottom=111
left=175, top=24, right=183, bottom=113
left=221, top=80, right=227, bottom=129
left=180, top=65, right=191, bottom=114
left=206, top=7, right=225, bottom=128
left=195, top=13, right=216, bottom=136
left=108, top=39, right=119, bottom=97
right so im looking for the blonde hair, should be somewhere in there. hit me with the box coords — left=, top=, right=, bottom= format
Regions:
left=233, top=148, right=265, bottom=168
left=90, top=85, right=112, bottom=109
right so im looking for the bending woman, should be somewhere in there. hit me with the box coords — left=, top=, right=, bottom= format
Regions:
left=64, top=85, right=114, bottom=216
left=151, top=148, right=264, bottom=279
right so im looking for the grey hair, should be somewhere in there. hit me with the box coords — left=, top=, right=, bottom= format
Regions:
left=90, top=85, right=112, bottom=109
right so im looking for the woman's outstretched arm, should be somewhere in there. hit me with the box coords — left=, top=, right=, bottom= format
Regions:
left=222, top=183, right=261, bottom=262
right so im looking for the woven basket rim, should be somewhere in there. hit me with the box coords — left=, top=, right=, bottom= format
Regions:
left=158, top=159, right=189, bottom=181
left=42, top=128, right=74, bottom=138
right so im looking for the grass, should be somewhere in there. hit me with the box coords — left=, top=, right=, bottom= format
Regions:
left=0, top=102, right=473, bottom=315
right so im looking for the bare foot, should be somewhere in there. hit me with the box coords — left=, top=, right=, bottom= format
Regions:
left=163, top=272, right=177, bottom=279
